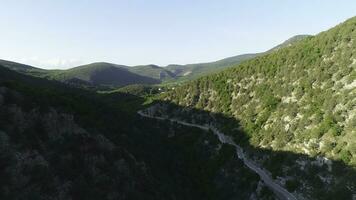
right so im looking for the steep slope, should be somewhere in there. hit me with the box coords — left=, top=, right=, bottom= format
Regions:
left=0, top=65, right=162, bottom=199
left=0, top=65, right=277, bottom=199
left=160, top=17, right=356, bottom=199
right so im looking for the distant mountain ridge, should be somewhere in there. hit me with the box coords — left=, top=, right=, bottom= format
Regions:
left=0, top=34, right=310, bottom=88
left=50, top=62, right=161, bottom=87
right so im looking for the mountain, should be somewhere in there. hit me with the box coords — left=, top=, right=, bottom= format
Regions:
left=0, top=61, right=165, bottom=88
left=48, top=62, right=161, bottom=87
left=0, top=59, right=47, bottom=76
left=1, top=35, right=310, bottom=88
left=1, top=14, right=355, bottom=200
left=164, top=35, right=310, bottom=81
left=159, top=17, right=356, bottom=199
left=0, top=64, right=280, bottom=199
left=165, top=54, right=258, bottom=81
left=129, top=64, right=176, bottom=80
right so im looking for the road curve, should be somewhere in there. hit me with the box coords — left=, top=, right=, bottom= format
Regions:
left=137, top=111, right=297, bottom=200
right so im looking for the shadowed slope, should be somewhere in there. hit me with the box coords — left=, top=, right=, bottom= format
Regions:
left=141, top=102, right=356, bottom=200
left=0, top=65, right=276, bottom=199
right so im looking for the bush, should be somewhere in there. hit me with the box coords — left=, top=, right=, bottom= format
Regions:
left=340, top=150, right=352, bottom=163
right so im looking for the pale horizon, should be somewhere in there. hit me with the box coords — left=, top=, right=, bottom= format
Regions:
left=1, top=0, right=356, bottom=69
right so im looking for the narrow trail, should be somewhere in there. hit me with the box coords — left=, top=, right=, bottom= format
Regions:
left=137, top=111, right=297, bottom=200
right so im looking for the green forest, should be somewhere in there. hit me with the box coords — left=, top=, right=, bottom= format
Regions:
left=160, top=17, right=356, bottom=199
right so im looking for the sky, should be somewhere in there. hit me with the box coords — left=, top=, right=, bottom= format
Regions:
left=0, top=0, right=356, bottom=69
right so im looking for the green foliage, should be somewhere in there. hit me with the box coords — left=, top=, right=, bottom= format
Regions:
left=0, top=65, right=271, bottom=199
left=162, top=17, right=356, bottom=166
left=340, top=150, right=352, bottom=164
left=160, top=18, right=356, bottom=199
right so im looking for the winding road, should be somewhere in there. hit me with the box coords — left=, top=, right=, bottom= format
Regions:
left=137, top=110, right=297, bottom=200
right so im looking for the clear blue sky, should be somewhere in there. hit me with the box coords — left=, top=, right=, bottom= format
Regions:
left=1, top=0, right=356, bottom=69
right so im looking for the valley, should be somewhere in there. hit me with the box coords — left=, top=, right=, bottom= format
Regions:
left=0, top=7, right=355, bottom=200
left=137, top=109, right=297, bottom=200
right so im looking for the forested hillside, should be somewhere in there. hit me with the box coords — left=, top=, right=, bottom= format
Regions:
left=0, top=65, right=276, bottom=199
left=160, top=17, right=356, bottom=199
left=2, top=1, right=355, bottom=200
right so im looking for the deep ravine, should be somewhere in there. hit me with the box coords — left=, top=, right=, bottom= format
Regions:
left=137, top=110, right=297, bottom=200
